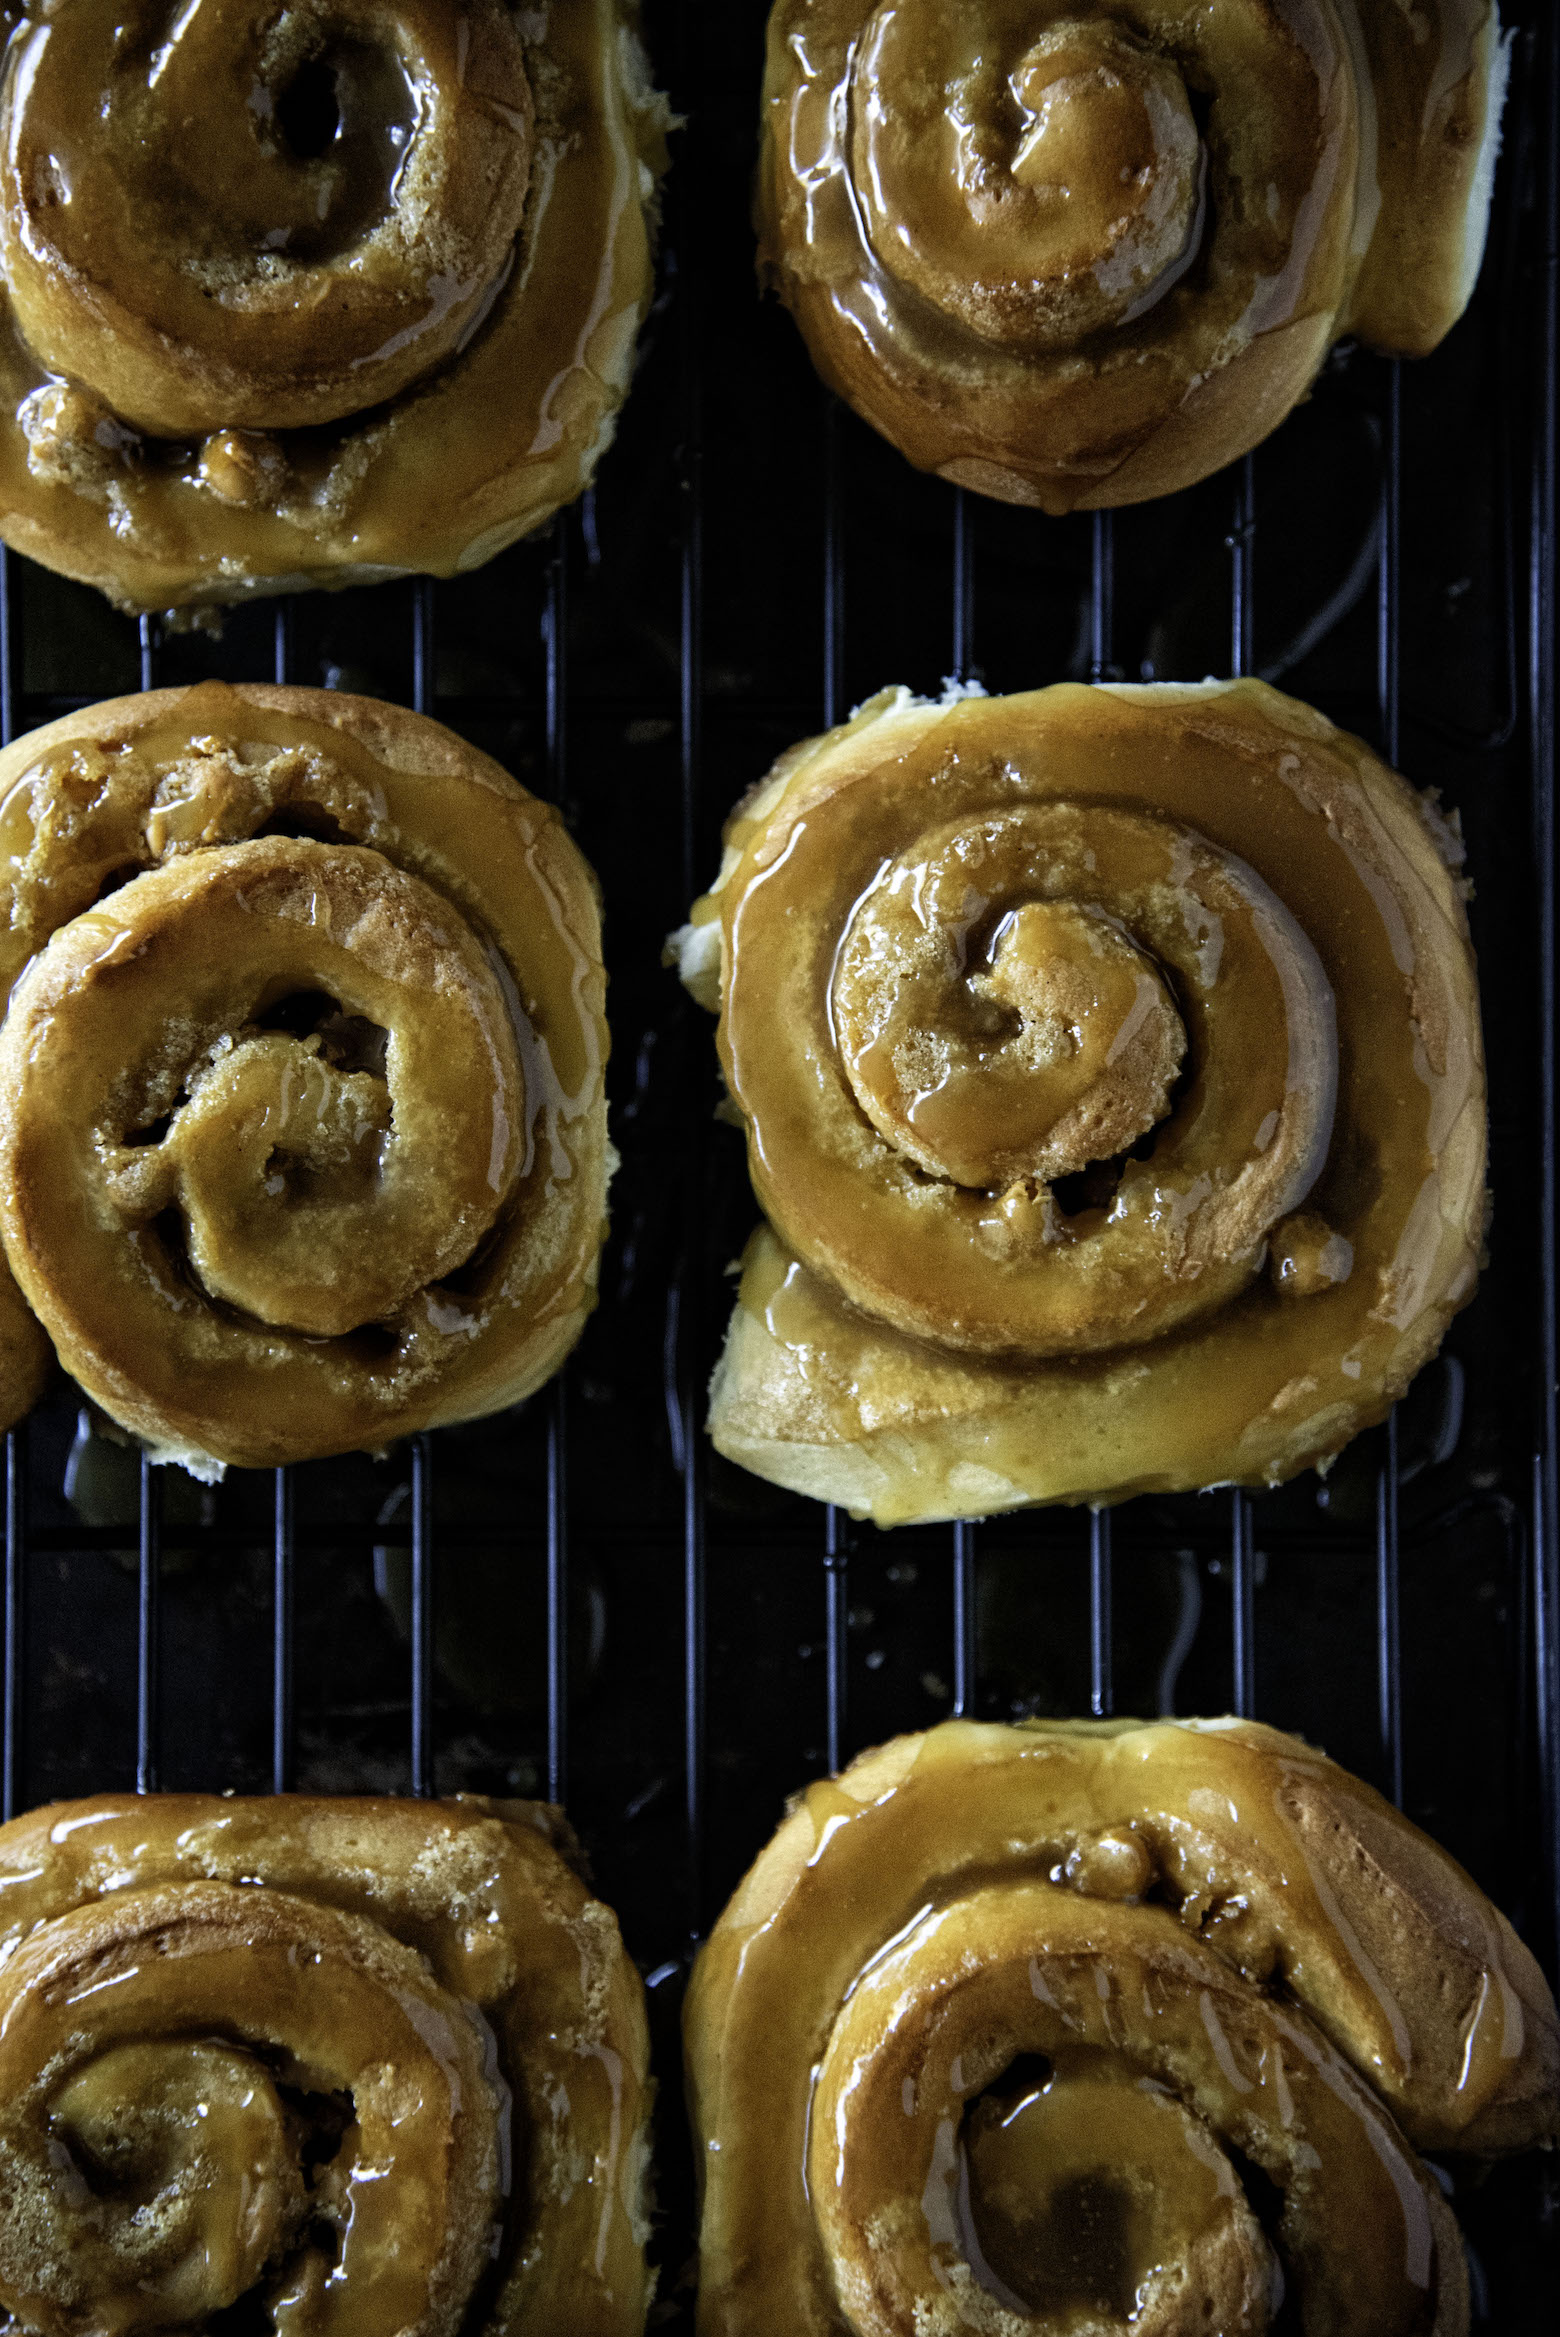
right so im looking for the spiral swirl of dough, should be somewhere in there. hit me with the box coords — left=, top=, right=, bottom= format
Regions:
left=0, top=1792, right=652, bottom=2337
left=0, top=682, right=608, bottom=1474
left=685, top=1717, right=1560, bottom=2336
left=757, top=0, right=1507, bottom=511
left=676, top=680, right=1486, bottom=1522
left=0, top=1, right=670, bottom=608
left=1, top=0, right=534, bottom=435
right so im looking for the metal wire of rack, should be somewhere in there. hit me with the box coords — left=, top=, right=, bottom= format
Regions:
left=0, top=0, right=1550, bottom=2316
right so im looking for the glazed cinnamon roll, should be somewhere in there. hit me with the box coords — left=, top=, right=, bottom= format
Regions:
left=757, top=2, right=1507, bottom=511
left=0, top=1791, right=653, bottom=2337
left=674, top=680, right=1486, bottom=1522
left=0, top=682, right=609, bottom=1474
left=0, top=2, right=670, bottom=611
left=686, top=1717, right=1560, bottom=2335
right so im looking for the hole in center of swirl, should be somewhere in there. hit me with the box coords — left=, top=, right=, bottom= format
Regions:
left=258, top=990, right=390, bottom=1081
left=276, top=58, right=342, bottom=161
left=958, top=2044, right=1245, bottom=2318
left=45, top=2041, right=357, bottom=2325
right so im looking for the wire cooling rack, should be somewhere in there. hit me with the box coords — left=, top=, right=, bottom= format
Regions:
left=0, top=0, right=1554, bottom=2318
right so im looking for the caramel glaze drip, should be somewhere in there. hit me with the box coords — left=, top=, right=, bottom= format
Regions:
left=0, top=1792, right=653, bottom=2337
left=0, top=2, right=670, bottom=609
left=684, top=1717, right=1560, bottom=2336
left=0, top=681, right=608, bottom=1472
left=756, top=1, right=1505, bottom=512
left=679, top=679, right=1486, bottom=1522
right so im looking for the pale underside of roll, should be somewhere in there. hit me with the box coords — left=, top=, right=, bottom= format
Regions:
left=677, top=680, right=1487, bottom=1523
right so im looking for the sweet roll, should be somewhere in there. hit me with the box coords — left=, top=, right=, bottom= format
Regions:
left=685, top=1717, right=1560, bottom=2334
left=0, top=682, right=610, bottom=1473
left=756, top=1, right=1508, bottom=510
left=0, top=1791, right=653, bottom=2337
left=0, top=2, right=670, bottom=609
left=674, top=680, right=1487, bottom=1522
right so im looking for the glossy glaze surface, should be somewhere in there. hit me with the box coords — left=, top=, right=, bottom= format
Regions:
left=681, top=680, right=1487, bottom=1519
left=0, top=682, right=610, bottom=1470
left=756, top=1, right=1502, bottom=512
left=0, top=1, right=669, bottom=609
left=1, top=2, right=533, bottom=434
left=685, top=1717, right=1560, bottom=2334
left=0, top=1791, right=653, bottom=2336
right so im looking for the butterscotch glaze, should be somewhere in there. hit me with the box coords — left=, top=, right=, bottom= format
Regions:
left=0, top=1791, right=653, bottom=2337
left=0, top=683, right=610, bottom=1472
left=0, top=2, right=670, bottom=610
left=676, top=680, right=1486, bottom=1521
left=685, top=1717, right=1560, bottom=2335
left=756, top=2, right=1505, bottom=512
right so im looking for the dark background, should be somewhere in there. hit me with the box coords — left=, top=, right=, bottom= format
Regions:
left=0, top=1, right=1555, bottom=2321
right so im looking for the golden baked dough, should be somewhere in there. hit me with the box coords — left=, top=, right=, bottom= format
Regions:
left=757, top=1, right=1507, bottom=512
left=0, top=682, right=610, bottom=1474
left=686, top=1717, right=1560, bottom=2335
left=674, top=680, right=1486, bottom=1523
left=0, top=1, right=670, bottom=611
left=0, top=1791, right=653, bottom=2337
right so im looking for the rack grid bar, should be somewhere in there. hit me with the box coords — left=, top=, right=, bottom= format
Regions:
left=824, top=1507, right=848, bottom=1777
left=952, top=1522, right=976, bottom=1718
left=1230, top=453, right=1256, bottom=679
left=951, top=488, right=974, bottom=683
left=136, top=1455, right=160, bottom=1793
left=822, top=397, right=845, bottom=729
left=272, top=601, right=292, bottom=690
left=1089, top=1511, right=1114, bottom=1719
left=1377, top=1414, right=1404, bottom=1805
left=1230, top=1491, right=1256, bottom=1719
left=272, top=1467, right=294, bottom=1796
left=547, top=1386, right=569, bottom=1809
left=409, top=1433, right=434, bottom=1796
left=412, top=576, right=435, bottom=717
left=1090, top=511, right=1115, bottom=681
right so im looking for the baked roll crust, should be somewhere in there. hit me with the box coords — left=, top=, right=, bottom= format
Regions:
left=686, top=1717, right=1560, bottom=2335
left=0, top=1791, right=653, bottom=2337
left=756, top=1, right=1507, bottom=512
left=0, top=1, right=670, bottom=610
left=675, top=680, right=1486, bottom=1523
left=0, top=683, right=610, bottom=1473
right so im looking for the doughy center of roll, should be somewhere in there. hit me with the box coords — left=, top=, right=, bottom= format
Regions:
left=0, top=1884, right=503, bottom=2337
left=52, top=2040, right=307, bottom=2321
left=835, top=891, right=1184, bottom=1188
left=962, top=2054, right=1237, bottom=2317
left=86, top=838, right=525, bottom=1339
left=851, top=7, right=1203, bottom=351
left=0, top=0, right=534, bottom=433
